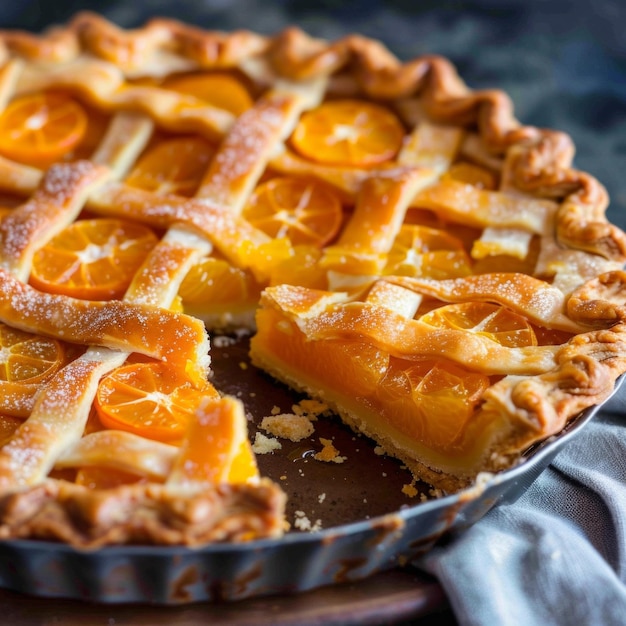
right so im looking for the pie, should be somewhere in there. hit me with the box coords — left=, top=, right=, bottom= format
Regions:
left=0, top=13, right=623, bottom=547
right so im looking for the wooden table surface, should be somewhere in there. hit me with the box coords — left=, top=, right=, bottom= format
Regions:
left=0, top=567, right=456, bottom=625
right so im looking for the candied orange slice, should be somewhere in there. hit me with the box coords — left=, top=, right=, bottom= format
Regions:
left=0, top=92, right=87, bottom=166
left=164, top=72, right=254, bottom=115
left=170, top=396, right=258, bottom=485
left=125, top=137, right=216, bottom=197
left=30, top=218, right=158, bottom=300
left=384, top=224, right=472, bottom=279
left=178, top=256, right=260, bottom=306
left=243, top=177, right=343, bottom=247
left=378, top=358, right=489, bottom=448
left=419, top=301, right=537, bottom=348
left=290, top=100, right=405, bottom=167
left=95, top=361, right=219, bottom=444
left=0, top=323, right=66, bottom=384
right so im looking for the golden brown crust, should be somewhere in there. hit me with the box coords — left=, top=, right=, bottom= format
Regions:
left=0, top=478, right=285, bottom=547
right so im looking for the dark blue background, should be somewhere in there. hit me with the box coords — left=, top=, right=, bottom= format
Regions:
left=2, top=0, right=625, bottom=229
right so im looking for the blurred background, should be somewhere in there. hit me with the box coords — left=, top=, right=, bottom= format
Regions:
left=1, top=0, right=625, bottom=228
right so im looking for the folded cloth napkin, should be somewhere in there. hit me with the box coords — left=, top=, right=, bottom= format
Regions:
left=417, top=386, right=626, bottom=626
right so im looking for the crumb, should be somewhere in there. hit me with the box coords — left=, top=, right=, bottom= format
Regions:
left=271, top=405, right=281, bottom=415
left=318, top=493, right=326, bottom=503
left=239, top=361, right=248, bottom=370
left=294, top=510, right=322, bottom=532
left=401, top=483, right=418, bottom=498
left=260, top=414, right=314, bottom=442
left=373, top=446, right=386, bottom=456
left=279, top=475, right=287, bottom=481
left=314, top=437, right=347, bottom=464
left=249, top=392, right=256, bottom=398
left=292, top=398, right=330, bottom=420
left=428, top=487, right=443, bottom=499
left=251, top=431, right=282, bottom=454
left=211, top=335, right=237, bottom=348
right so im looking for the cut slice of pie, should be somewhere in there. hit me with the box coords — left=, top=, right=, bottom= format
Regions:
left=0, top=12, right=623, bottom=548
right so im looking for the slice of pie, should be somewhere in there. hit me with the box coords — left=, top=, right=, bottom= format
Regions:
left=0, top=13, right=623, bottom=547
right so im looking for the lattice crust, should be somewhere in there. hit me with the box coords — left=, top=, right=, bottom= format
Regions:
left=0, top=12, right=622, bottom=543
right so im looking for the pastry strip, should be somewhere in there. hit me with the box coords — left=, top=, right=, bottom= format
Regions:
left=414, top=179, right=556, bottom=233
left=261, top=285, right=558, bottom=375
left=196, top=87, right=325, bottom=213
left=55, top=430, right=177, bottom=480
left=0, top=161, right=111, bottom=280
left=0, top=269, right=210, bottom=376
left=386, top=274, right=584, bottom=332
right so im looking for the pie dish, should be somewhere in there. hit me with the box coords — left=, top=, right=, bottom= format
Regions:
left=0, top=11, right=623, bottom=554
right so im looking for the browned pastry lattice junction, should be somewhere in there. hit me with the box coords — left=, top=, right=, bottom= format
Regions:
left=0, top=12, right=623, bottom=544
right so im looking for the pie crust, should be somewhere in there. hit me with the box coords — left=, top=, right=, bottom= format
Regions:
left=0, top=13, right=623, bottom=545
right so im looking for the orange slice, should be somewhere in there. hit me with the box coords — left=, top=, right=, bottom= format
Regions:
left=419, top=301, right=537, bottom=348
left=95, top=361, right=219, bottom=444
left=384, top=224, right=472, bottom=279
left=178, top=256, right=260, bottom=306
left=171, top=396, right=258, bottom=485
left=30, top=218, right=158, bottom=300
left=163, top=72, right=254, bottom=116
left=290, top=99, right=405, bottom=167
left=0, top=323, right=65, bottom=384
left=0, top=92, right=87, bottom=166
left=378, top=358, right=489, bottom=448
left=125, top=137, right=216, bottom=197
left=242, top=177, right=343, bottom=247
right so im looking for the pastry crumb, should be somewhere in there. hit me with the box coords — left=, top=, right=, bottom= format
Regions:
left=251, top=431, right=282, bottom=454
left=318, top=492, right=326, bottom=503
left=429, top=487, right=444, bottom=499
left=270, top=405, right=281, bottom=415
left=211, top=335, right=237, bottom=348
left=401, top=482, right=418, bottom=498
left=292, top=398, right=330, bottom=420
left=294, top=510, right=322, bottom=532
left=373, top=445, right=386, bottom=456
left=239, top=361, right=248, bottom=370
left=260, top=414, right=314, bottom=442
left=314, top=437, right=347, bottom=463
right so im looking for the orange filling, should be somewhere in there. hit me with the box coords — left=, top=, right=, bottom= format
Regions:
left=252, top=308, right=494, bottom=455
